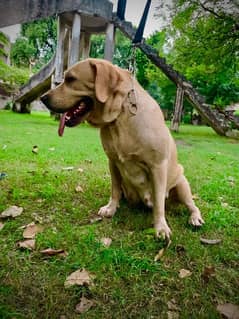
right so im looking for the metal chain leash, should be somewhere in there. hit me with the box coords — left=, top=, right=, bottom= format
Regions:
left=128, top=45, right=138, bottom=115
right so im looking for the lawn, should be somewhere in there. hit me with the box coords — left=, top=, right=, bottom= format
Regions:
left=0, top=110, right=238, bottom=319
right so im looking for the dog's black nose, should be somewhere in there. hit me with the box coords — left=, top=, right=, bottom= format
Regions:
left=40, top=94, right=50, bottom=108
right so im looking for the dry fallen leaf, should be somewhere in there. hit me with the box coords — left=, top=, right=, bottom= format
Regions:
left=217, top=303, right=239, bottom=319
left=62, top=166, right=74, bottom=171
left=0, top=222, right=4, bottom=231
left=40, top=248, right=67, bottom=257
left=167, top=299, right=180, bottom=311
left=100, top=237, right=112, bottom=247
left=75, top=296, right=94, bottom=314
left=167, top=311, right=179, bottom=319
left=192, top=194, right=199, bottom=200
left=202, top=266, right=215, bottom=283
left=179, top=269, right=192, bottom=279
left=200, top=237, right=222, bottom=245
left=154, top=239, right=171, bottom=262
left=32, top=145, right=39, bottom=154
left=1, top=205, right=23, bottom=218
left=17, top=239, right=36, bottom=250
left=75, top=185, right=84, bottom=192
left=23, top=223, right=43, bottom=239
left=90, top=216, right=103, bottom=224
left=154, top=248, right=165, bottom=261
left=64, top=269, right=95, bottom=288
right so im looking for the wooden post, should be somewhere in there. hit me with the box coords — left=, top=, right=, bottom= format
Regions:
left=54, top=15, right=65, bottom=84
left=104, top=23, right=115, bottom=61
left=170, top=86, right=184, bottom=132
left=68, top=13, right=81, bottom=67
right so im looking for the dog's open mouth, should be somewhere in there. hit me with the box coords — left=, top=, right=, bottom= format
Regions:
left=58, top=97, right=93, bottom=136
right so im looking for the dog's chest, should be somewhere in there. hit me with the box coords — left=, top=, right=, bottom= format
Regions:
left=100, top=125, right=153, bottom=206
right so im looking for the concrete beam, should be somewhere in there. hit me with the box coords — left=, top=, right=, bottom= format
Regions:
left=0, top=0, right=113, bottom=28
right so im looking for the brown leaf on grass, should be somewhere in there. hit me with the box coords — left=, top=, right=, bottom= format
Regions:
left=75, top=185, right=84, bottom=193
left=64, top=269, right=95, bottom=288
left=192, top=194, right=199, bottom=200
left=100, top=237, right=112, bottom=247
left=32, top=145, right=39, bottom=154
left=75, top=296, right=94, bottom=314
left=202, top=266, right=215, bottom=283
left=1, top=206, right=23, bottom=218
left=154, top=239, right=171, bottom=262
left=90, top=216, right=103, bottom=224
left=62, top=166, right=74, bottom=171
left=200, top=238, right=222, bottom=245
left=217, top=303, right=239, bottom=319
left=179, top=269, right=192, bottom=279
left=154, top=248, right=165, bottom=261
left=175, top=245, right=186, bottom=255
left=17, top=239, right=35, bottom=250
left=23, top=223, right=43, bottom=239
left=167, top=311, right=179, bottom=319
left=0, top=222, right=4, bottom=231
left=40, top=248, right=67, bottom=257
left=167, top=299, right=180, bottom=311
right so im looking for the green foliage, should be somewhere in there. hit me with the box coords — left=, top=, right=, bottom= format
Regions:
left=11, top=17, right=57, bottom=70
left=0, top=60, right=30, bottom=86
left=10, top=37, right=36, bottom=67
left=0, top=31, right=9, bottom=59
left=0, top=31, right=9, bottom=45
left=89, top=34, right=105, bottom=59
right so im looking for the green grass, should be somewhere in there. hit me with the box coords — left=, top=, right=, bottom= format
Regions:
left=0, top=110, right=238, bottom=319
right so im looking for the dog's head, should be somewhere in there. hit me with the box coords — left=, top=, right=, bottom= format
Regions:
left=41, top=58, right=129, bottom=135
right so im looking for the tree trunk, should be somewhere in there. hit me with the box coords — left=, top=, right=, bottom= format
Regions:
left=170, top=86, right=184, bottom=132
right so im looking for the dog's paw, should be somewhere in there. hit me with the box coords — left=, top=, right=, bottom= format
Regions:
left=98, top=204, right=116, bottom=218
left=155, top=220, right=172, bottom=241
left=189, top=212, right=205, bottom=227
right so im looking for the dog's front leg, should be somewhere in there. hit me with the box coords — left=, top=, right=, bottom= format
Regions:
left=98, top=160, right=122, bottom=218
left=151, top=160, right=171, bottom=240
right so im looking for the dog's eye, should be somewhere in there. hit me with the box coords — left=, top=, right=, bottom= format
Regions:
left=65, top=75, right=76, bottom=83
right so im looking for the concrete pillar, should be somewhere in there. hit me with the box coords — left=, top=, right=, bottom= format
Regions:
left=67, top=28, right=72, bottom=67
left=54, top=15, right=65, bottom=84
left=68, top=13, right=81, bottom=67
left=104, top=23, right=115, bottom=61
left=82, top=33, right=91, bottom=59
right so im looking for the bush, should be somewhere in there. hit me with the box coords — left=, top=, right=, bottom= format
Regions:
left=0, top=60, right=30, bottom=87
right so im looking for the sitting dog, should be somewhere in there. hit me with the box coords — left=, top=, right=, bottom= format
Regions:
left=41, top=58, right=204, bottom=240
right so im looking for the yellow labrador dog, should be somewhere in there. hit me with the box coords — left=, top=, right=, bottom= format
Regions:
left=41, top=58, right=204, bottom=240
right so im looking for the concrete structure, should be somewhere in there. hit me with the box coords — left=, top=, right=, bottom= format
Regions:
left=11, top=0, right=116, bottom=111
left=0, top=0, right=238, bottom=137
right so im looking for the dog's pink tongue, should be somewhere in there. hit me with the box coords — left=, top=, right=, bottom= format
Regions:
left=58, top=113, right=67, bottom=137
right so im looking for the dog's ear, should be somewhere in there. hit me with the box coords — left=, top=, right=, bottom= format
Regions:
left=90, top=60, right=122, bottom=103
left=89, top=59, right=127, bottom=123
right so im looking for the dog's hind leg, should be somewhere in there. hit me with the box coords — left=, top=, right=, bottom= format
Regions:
left=175, top=175, right=204, bottom=226
left=98, top=160, right=122, bottom=218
